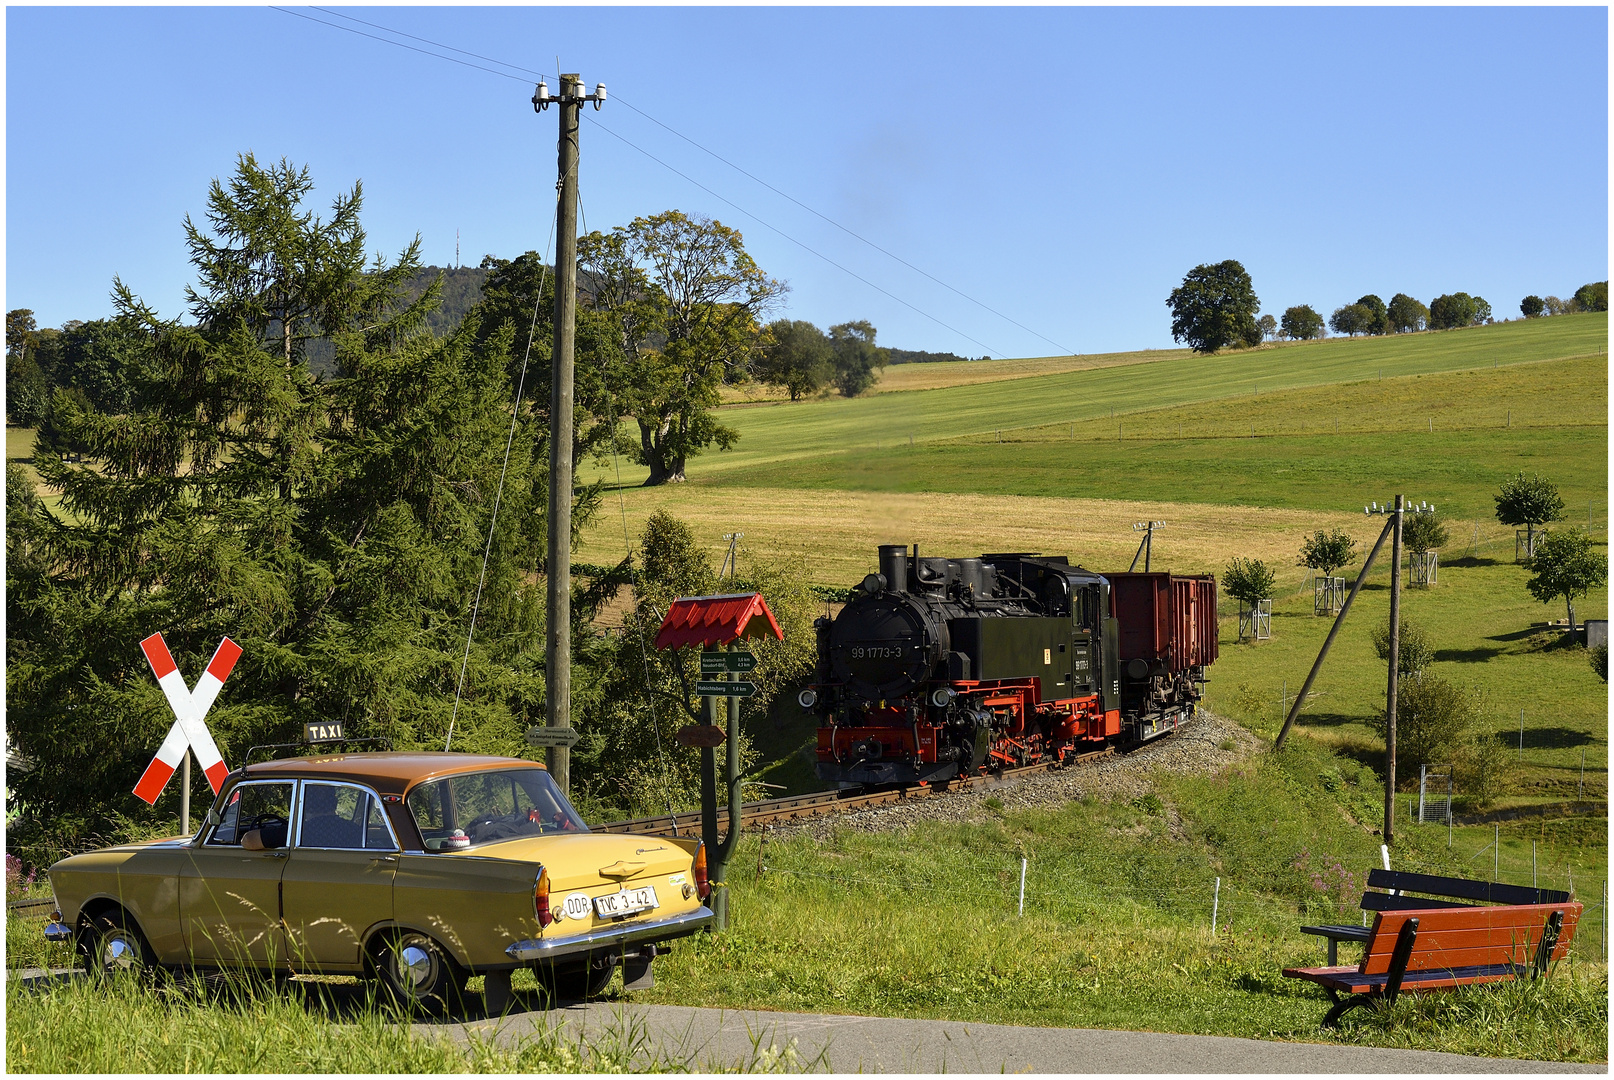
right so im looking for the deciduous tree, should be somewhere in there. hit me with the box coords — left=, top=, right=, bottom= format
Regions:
left=1257, top=314, right=1277, bottom=341
left=755, top=318, right=833, bottom=400
left=1525, top=528, right=1606, bottom=635
left=1298, top=528, right=1357, bottom=577
left=1520, top=295, right=1546, bottom=318
left=1280, top=304, right=1325, bottom=340
left=1166, top=260, right=1262, bottom=353
left=829, top=320, right=889, bottom=397
left=1387, top=293, right=1429, bottom=333
left=1356, top=294, right=1389, bottom=335
left=1493, top=471, right=1564, bottom=557
left=1329, top=303, right=1373, bottom=337
left=581, top=211, right=785, bottom=484
left=1428, top=292, right=1478, bottom=330
left=1573, top=281, right=1608, bottom=312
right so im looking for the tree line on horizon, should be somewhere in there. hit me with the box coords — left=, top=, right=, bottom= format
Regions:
left=1167, top=260, right=1607, bottom=354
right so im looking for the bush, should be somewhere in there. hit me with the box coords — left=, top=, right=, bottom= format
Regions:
left=1591, top=643, right=1607, bottom=682
left=1370, top=616, right=1434, bottom=677
left=1369, top=674, right=1471, bottom=770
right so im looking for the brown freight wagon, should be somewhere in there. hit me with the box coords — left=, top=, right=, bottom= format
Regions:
left=1106, top=572, right=1216, bottom=736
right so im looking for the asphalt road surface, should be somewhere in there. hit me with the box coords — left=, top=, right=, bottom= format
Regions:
left=427, top=998, right=1603, bottom=1074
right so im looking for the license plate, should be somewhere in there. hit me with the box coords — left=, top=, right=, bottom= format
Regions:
left=594, top=885, right=658, bottom=919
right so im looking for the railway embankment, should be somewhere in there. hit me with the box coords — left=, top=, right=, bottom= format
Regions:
left=770, top=709, right=1260, bottom=840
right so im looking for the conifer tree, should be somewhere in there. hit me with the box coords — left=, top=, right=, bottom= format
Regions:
left=5, top=156, right=571, bottom=861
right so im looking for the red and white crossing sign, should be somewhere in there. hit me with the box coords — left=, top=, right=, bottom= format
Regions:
left=133, top=633, right=240, bottom=805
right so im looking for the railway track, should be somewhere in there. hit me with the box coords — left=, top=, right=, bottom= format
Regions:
left=594, top=746, right=1116, bottom=838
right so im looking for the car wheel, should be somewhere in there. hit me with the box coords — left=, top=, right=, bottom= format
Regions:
left=376, top=931, right=466, bottom=1011
left=540, top=958, right=615, bottom=1002
left=80, top=910, right=156, bottom=983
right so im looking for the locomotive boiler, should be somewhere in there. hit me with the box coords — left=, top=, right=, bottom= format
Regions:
left=802, top=545, right=1217, bottom=785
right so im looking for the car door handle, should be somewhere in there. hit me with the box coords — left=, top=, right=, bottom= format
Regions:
left=263, top=851, right=288, bottom=859
left=369, top=854, right=398, bottom=863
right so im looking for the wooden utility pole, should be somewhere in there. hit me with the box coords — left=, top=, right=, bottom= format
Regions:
left=536, top=73, right=604, bottom=793
left=1384, top=495, right=1405, bottom=845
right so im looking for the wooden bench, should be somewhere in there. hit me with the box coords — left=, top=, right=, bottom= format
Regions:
left=1284, top=870, right=1581, bottom=1024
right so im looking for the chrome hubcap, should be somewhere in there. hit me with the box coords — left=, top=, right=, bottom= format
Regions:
left=101, top=932, right=138, bottom=971
left=400, top=944, right=434, bottom=989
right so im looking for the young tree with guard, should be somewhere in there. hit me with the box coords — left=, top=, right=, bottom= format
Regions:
left=1494, top=472, right=1565, bottom=558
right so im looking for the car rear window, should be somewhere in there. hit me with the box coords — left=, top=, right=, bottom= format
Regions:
left=405, top=767, right=588, bottom=851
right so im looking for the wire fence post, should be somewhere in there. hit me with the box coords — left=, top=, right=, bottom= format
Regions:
left=1518, top=709, right=1524, bottom=758
left=1211, top=877, right=1221, bottom=933
left=1018, top=857, right=1027, bottom=917
left=1493, top=824, right=1499, bottom=882
left=1532, top=841, right=1536, bottom=888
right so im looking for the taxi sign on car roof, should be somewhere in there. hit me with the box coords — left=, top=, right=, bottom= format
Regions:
left=652, top=593, right=783, bottom=650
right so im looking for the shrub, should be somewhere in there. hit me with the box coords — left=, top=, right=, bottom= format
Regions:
left=1369, top=674, right=1471, bottom=770
left=1370, top=616, right=1434, bottom=677
left=1592, top=643, right=1608, bottom=682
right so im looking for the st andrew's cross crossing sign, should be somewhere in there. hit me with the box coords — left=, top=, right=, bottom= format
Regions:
left=134, top=633, right=240, bottom=804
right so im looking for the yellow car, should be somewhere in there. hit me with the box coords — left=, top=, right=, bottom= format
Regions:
left=44, top=752, right=712, bottom=1010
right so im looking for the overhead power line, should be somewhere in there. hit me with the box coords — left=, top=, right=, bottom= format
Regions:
left=270, top=6, right=1067, bottom=358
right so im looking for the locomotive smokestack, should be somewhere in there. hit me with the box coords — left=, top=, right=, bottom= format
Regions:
left=878, top=545, right=909, bottom=593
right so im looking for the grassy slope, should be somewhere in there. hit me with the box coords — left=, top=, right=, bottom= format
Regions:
left=590, top=312, right=1605, bottom=484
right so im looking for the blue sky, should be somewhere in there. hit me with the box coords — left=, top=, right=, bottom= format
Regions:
left=6, top=6, right=1608, bottom=357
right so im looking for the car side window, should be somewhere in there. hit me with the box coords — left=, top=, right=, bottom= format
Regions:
left=299, top=782, right=394, bottom=851
left=207, top=783, right=293, bottom=848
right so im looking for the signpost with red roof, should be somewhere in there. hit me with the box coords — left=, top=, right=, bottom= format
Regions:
left=653, top=592, right=783, bottom=930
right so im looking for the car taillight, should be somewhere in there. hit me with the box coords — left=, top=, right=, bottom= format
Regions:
left=693, top=842, right=710, bottom=901
left=536, top=866, right=554, bottom=927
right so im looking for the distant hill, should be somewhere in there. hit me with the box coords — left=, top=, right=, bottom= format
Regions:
left=305, top=264, right=489, bottom=376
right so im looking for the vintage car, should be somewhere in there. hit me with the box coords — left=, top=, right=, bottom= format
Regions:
left=44, top=752, right=712, bottom=1010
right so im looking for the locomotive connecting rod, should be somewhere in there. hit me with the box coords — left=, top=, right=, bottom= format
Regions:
left=1272, top=514, right=1397, bottom=751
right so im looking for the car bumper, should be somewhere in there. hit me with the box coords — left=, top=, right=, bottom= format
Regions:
left=504, top=905, right=714, bottom=963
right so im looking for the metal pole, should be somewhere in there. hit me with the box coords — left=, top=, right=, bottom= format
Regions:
left=1532, top=841, right=1537, bottom=888
left=1274, top=515, right=1396, bottom=749
left=713, top=640, right=745, bottom=930
left=1018, top=857, right=1028, bottom=916
left=1518, top=709, right=1524, bottom=759
left=1493, top=824, right=1499, bottom=881
left=1418, top=764, right=1427, bottom=825
left=1212, top=877, right=1220, bottom=933
left=1385, top=495, right=1404, bottom=846
left=1580, top=748, right=1585, bottom=798
left=544, top=73, right=584, bottom=794
left=181, top=749, right=192, bottom=833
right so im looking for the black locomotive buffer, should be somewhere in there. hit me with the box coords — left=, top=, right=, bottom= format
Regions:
left=802, top=545, right=1217, bottom=786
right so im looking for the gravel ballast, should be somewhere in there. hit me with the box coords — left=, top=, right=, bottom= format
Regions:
left=767, top=709, right=1262, bottom=841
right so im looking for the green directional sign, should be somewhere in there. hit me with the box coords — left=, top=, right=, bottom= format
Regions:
left=696, top=680, right=756, bottom=698
left=700, top=651, right=756, bottom=673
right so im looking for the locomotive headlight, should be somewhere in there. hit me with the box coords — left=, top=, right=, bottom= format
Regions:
left=797, top=688, right=818, bottom=709
left=930, top=687, right=956, bottom=707
left=861, top=572, right=887, bottom=595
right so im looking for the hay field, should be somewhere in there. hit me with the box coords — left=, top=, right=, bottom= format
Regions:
left=576, top=486, right=1380, bottom=588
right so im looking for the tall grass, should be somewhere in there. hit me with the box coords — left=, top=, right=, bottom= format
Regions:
left=5, top=971, right=819, bottom=1073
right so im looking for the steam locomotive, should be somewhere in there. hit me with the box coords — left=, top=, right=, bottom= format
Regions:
left=801, top=545, right=1218, bottom=785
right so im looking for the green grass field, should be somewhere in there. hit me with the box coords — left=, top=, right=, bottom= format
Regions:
left=585, top=312, right=1606, bottom=485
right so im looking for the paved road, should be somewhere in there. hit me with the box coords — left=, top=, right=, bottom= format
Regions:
left=429, top=999, right=1603, bottom=1073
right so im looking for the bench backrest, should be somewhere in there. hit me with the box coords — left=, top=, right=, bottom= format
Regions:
left=1365, top=868, right=1571, bottom=907
left=1360, top=902, right=1582, bottom=975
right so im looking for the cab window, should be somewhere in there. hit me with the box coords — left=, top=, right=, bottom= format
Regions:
left=207, top=782, right=294, bottom=848
left=297, top=782, right=395, bottom=851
